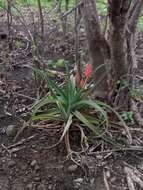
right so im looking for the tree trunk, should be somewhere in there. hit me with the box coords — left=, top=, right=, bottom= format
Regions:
left=107, top=0, right=130, bottom=107
left=108, top=0, right=143, bottom=108
left=83, top=0, right=143, bottom=109
left=108, top=0, right=130, bottom=80
left=83, top=0, right=110, bottom=98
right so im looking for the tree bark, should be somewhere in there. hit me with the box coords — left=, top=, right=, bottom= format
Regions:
left=83, top=0, right=110, bottom=98
left=126, top=0, right=143, bottom=75
left=83, top=0, right=143, bottom=108
left=108, top=0, right=143, bottom=108
left=108, top=0, right=130, bottom=80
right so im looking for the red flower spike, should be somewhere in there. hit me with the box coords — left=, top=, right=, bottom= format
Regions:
left=85, top=63, right=92, bottom=80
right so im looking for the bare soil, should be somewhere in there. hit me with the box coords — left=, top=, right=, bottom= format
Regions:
left=0, top=8, right=143, bottom=190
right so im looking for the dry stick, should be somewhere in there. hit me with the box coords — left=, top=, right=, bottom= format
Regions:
left=88, top=146, right=143, bottom=156
left=127, top=0, right=143, bottom=127
left=7, top=0, right=12, bottom=49
left=75, top=0, right=82, bottom=85
left=1, top=144, right=12, bottom=156
left=103, top=169, right=110, bottom=190
left=125, top=172, right=136, bottom=190
left=37, top=0, right=46, bottom=74
left=7, top=5, right=34, bottom=42
left=37, top=0, right=44, bottom=40
left=62, top=1, right=83, bottom=18
left=12, top=3, right=44, bottom=91
left=8, top=135, right=36, bottom=149
left=103, top=2, right=109, bottom=36
left=57, top=0, right=62, bottom=13
left=124, top=166, right=143, bottom=189
left=131, top=99, right=143, bottom=127
left=13, top=92, right=36, bottom=101
left=13, top=121, right=28, bottom=142
left=76, top=124, right=89, bottom=153
left=62, top=0, right=69, bottom=34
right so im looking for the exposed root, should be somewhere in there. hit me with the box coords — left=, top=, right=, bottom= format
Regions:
left=131, top=99, right=143, bottom=127
left=124, top=162, right=143, bottom=189
left=103, top=169, right=111, bottom=190
left=13, top=121, right=29, bottom=142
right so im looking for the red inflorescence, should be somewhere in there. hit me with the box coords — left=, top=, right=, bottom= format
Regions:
left=85, top=63, right=92, bottom=80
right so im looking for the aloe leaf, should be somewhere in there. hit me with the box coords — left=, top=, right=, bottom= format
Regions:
left=32, top=111, right=62, bottom=121
left=57, top=101, right=68, bottom=120
left=74, top=111, right=119, bottom=147
left=32, top=96, right=56, bottom=116
left=81, top=113, right=102, bottom=125
left=59, top=114, right=73, bottom=142
left=95, top=100, right=132, bottom=143
left=33, top=67, right=66, bottom=98
left=73, top=99, right=108, bottom=125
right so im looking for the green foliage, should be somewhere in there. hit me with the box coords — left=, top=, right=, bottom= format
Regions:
left=131, top=86, right=143, bottom=101
left=1, top=0, right=142, bottom=31
left=32, top=66, right=108, bottom=123
left=120, top=111, right=134, bottom=123
left=31, top=62, right=126, bottom=147
left=15, top=40, right=23, bottom=49
left=137, top=7, right=143, bottom=30
left=15, top=0, right=51, bottom=8
left=0, top=0, right=107, bottom=13
left=48, top=59, right=65, bottom=69
left=96, top=0, right=107, bottom=15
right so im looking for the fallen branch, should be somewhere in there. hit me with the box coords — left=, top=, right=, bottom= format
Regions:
left=88, top=145, right=143, bottom=156
left=124, top=163, right=143, bottom=189
left=131, top=99, right=143, bottom=127
left=103, top=169, right=111, bottom=190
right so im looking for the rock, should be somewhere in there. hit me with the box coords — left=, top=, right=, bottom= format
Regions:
left=12, top=182, right=24, bottom=190
left=74, top=178, right=84, bottom=189
left=31, top=160, right=40, bottom=171
left=6, top=125, right=16, bottom=136
left=0, top=148, right=2, bottom=153
left=34, top=177, right=41, bottom=182
left=31, top=144, right=36, bottom=148
left=31, top=160, right=37, bottom=167
left=21, top=165, right=27, bottom=171
left=23, top=178, right=28, bottom=183
left=26, top=183, right=33, bottom=190
left=35, top=164, right=40, bottom=171
left=74, top=178, right=84, bottom=185
left=0, top=127, right=6, bottom=134
left=90, top=178, right=95, bottom=185
left=37, top=184, right=45, bottom=190
left=48, top=184, right=53, bottom=190
left=67, top=164, right=78, bottom=172
left=8, top=160, right=16, bottom=167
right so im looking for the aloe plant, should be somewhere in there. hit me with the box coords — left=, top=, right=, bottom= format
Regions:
left=31, top=64, right=123, bottom=150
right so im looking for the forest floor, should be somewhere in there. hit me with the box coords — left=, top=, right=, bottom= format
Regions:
left=0, top=8, right=143, bottom=190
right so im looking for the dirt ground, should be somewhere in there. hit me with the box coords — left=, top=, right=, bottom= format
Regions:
left=0, top=8, right=143, bottom=190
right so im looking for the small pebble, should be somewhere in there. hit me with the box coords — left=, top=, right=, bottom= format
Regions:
left=8, top=160, right=16, bottom=167
left=74, top=178, right=83, bottom=184
left=90, top=178, right=95, bottom=185
left=35, top=164, right=40, bottom=171
left=106, top=170, right=111, bottom=178
left=21, top=164, right=27, bottom=171
left=67, top=164, right=78, bottom=172
left=23, top=178, right=28, bottom=183
left=26, top=183, right=33, bottom=190
left=37, top=184, right=45, bottom=190
left=6, top=125, right=16, bottom=136
left=34, top=177, right=41, bottom=182
left=48, top=184, right=52, bottom=190
left=31, top=160, right=37, bottom=167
